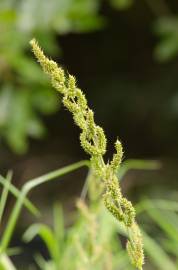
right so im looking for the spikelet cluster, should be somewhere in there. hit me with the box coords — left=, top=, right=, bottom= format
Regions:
left=30, top=39, right=144, bottom=269
left=127, top=223, right=144, bottom=270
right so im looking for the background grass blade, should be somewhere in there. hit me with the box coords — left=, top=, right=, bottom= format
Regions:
left=143, top=231, right=177, bottom=270
left=0, top=175, right=40, bottom=217
left=0, top=172, right=12, bottom=225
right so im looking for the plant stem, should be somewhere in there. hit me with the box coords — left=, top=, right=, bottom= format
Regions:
left=118, top=159, right=160, bottom=180
left=0, top=160, right=90, bottom=253
left=0, top=175, right=40, bottom=217
left=0, top=172, right=12, bottom=226
left=0, top=253, right=16, bottom=270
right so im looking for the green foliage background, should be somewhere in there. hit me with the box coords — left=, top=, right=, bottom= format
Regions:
left=0, top=0, right=105, bottom=153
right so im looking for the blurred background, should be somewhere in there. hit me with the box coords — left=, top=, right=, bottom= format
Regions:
left=1, top=0, right=178, bottom=269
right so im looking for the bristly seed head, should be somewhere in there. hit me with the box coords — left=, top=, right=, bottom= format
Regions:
left=30, top=38, right=144, bottom=269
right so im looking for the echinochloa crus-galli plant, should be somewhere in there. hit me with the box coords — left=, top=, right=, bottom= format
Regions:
left=30, top=39, right=144, bottom=270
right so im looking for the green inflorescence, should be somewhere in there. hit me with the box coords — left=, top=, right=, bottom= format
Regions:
left=30, top=39, right=144, bottom=269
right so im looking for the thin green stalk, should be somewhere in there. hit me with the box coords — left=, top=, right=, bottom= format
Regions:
left=0, top=160, right=90, bottom=253
left=0, top=253, right=16, bottom=270
left=0, top=172, right=12, bottom=225
left=23, top=160, right=89, bottom=192
left=118, top=159, right=160, bottom=180
left=80, top=169, right=93, bottom=200
left=0, top=175, right=40, bottom=217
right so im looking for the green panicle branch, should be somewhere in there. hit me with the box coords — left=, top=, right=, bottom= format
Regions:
left=30, top=39, right=144, bottom=269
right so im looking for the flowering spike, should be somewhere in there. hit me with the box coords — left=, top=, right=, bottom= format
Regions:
left=30, top=39, right=144, bottom=269
left=127, top=223, right=144, bottom=270
left=110, top=139, right=123, bottom=172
